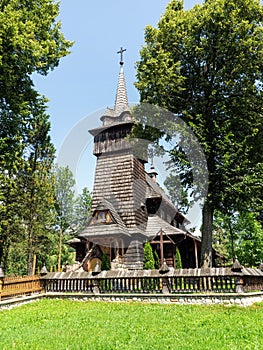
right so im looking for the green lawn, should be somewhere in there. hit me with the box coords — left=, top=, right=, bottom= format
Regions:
left=0, top=299, right=262, bottom=350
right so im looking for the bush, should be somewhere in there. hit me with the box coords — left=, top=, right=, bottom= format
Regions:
left=175, top=247, right=182, bottom=268
left=101, top=251, right=111, bottom=271
left=143, top=242, right=155, bottom=269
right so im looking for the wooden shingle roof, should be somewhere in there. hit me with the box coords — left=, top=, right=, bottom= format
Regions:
left=79, top=198, right=131, bottom=239
left=145, top=215, right=187, bottom=240
left=101, top=65, right=130, bottom=123
left=145, top=174, right=190, bottom=225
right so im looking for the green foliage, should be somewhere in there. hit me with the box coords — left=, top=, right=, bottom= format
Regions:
left=54, top=165, right=76, bottom=271
left=0, top=0, right=72, bottom=274
left=143, top=242, right=155, bottom=269
left=135, top=0, right=263, bottom=267
left=54, top=165, right=76, bottom=232
left=164, top=172, right=192, bottom=214
left=54, top=167, right=93, bottom=271
left=212, top=211, right=232, bottom=264
left=0, top=300, right=263, bottom=349
left=73, top=187, right=92, bottom=234
left=0, top=0, right=73, bottom=113
left=213, top=210, right=263, bottom=266
left=175, top=247, right=182, bottom=268
left=235, top=212, right=263, bottom=266
left=101, top=251, right=111, bottom=271
left=153, top=249, right=159, bottom=269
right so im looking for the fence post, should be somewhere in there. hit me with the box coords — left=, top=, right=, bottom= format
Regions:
left=91, top=262, right=101, bottom=294
left=234, top=276, right=244, bottom=293
left=231, top=258, right=244, bottom=293
left=0, top=266, right=5, bottom=301
left=159, top=261, right=170, bottom=294
left=92, top=279, right=100, bottom=295
left=40, top=265, right=48, bottom=293
left=161, top=277, right=170, bottom=294
left=0, top=278, right=3, bottom=301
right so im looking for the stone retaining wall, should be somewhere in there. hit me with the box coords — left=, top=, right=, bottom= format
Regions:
left=1, top=291, right=263, bottom=309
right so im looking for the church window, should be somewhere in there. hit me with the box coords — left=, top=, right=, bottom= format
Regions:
left=90, top=210, right=113, bottom=225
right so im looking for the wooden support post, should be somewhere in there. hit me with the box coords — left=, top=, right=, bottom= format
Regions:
left=114, top=240, right=119, bottom=258
left=160, top=230, right=164, bottom=267
left=194, top=240, right=199, bottom=268
left=109, top=240, right=112, bottom=263
left=121, top=239, right=124, bottom=259
left=86, top=240, right=90, bottom=253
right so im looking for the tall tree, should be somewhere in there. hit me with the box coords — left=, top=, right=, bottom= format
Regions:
left=74, top=187, right=92, bottom=234
left=0, top=137, right=23, bottom=270
left=135, top=0, right=263, bottom=267
left=22, top=100, right=56, bottom=275
left=54, top=166, right=76, bottom=271
left=0, top=0, right=72, bottom=271
left=0, top=0, right=72, bottom=112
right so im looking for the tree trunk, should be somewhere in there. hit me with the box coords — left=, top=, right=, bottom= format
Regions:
left=1, top=240, right=10, bottom=272
left=32, top=252, right=37, bottom=275
left=58, top=226, right=63, bottom=272
left=27, top=223, right=34, bottom=275
left=27, top=237, right=34, bottom=276
left=0, top=225, right=10, bottom=270
left=228, top=220, right=235, bottom=262
left=201, top=201, right=214, bottom=268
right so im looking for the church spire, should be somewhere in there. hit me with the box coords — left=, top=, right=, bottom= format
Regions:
left=114, top=64, right=129, bottom=113
left=100, top=47, right=131, bottom=124
left=114, top=47, right=129, bottom=113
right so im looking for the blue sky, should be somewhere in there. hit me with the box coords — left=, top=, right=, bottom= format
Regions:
left=33, top=0, right=203, bottom=230
left=34, top=0, right=201, bottom=151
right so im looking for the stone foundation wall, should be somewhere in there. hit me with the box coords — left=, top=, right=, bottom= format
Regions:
left=1, top=292, right=263, bottom=309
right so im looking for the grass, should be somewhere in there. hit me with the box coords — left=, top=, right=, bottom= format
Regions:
left=0, top=299, right=262, bottom=350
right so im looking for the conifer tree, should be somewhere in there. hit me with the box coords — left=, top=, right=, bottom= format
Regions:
left=22, top=102, right=56, bottom=275
left=175, top=247, right=182, bottom=269
left=143, top=242, right=155, bottom=269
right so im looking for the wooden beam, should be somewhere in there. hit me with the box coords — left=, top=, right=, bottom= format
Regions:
left=160, top=230, right=164, bottom=266
left=194, top=239, right=199, bottom=268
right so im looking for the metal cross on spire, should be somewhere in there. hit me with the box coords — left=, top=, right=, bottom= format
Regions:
left=117, top=47, right=126, bottom=66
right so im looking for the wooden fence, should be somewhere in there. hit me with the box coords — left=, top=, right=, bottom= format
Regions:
left=41, top=267, right=263, bottom=295
left=1, top=266, right=262, bottom=301
left=0, top=275, right=43, bottom=300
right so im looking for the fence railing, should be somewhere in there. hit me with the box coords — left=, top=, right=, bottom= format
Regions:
left=40, top=267, right=263, bottom=295
left=1, top=267, right=262, bottom=301
left=44, top=278, right=93, bottom=293
left=91, top=276, right=236, bottom=294
left=0, top=275, right=43, bottom=300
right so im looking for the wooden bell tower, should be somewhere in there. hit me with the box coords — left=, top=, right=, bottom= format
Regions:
left=81, top=49, right=148, bottom=269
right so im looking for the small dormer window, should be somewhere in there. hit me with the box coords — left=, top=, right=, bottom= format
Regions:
left=90, top=210, right=113, bottom=225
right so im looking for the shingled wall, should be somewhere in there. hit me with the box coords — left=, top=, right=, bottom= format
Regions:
left=92, top=152, right=148, bottom=229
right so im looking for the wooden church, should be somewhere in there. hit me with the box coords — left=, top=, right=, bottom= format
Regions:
left=68, top=51, right=216, bottom=271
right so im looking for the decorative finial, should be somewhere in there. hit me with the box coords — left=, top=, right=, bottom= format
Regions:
left=117, top=47, right=126, bottom=66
